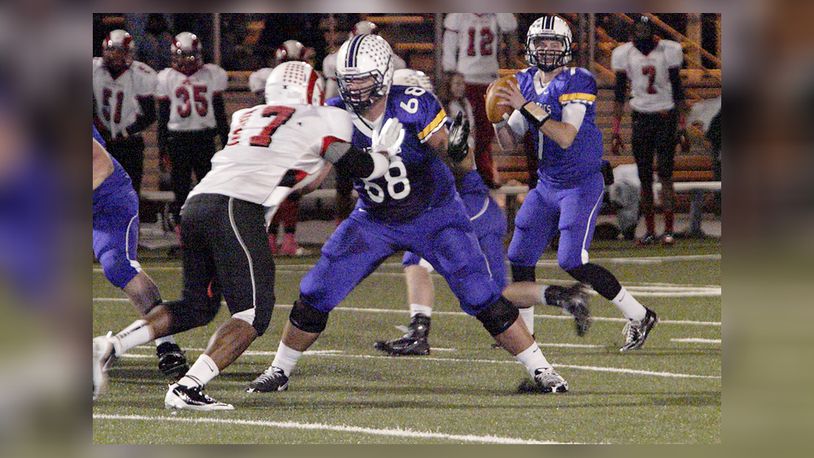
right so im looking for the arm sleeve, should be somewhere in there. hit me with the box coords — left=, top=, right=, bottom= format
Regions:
left=610, top=45, right=627, bottom=74
left=558, top=69, right=598, bottom=107
left=248, top=70, right=267, bottom=94
left=665, top=41, right=684, bottom=69
left=669, top=67, right=685, bottom=105
left=561, top=103, right=587, bottom=131
left=414, top=92, right=449, bottom=144
left=157, top=99, right=170, bottom=151
left=126, top=95, right=156, bottom=136
left=212, top=66, right=229, bottom=93
left=614, top=71, right=628, bottom=103
left=213, top=93, right=229, bottom=143
left=154, top=71, right=169, bottom=99
left=442, top=14, right=460, bottom=73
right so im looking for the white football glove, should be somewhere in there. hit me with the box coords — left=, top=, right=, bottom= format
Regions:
left=372, top=117, right=405, bottom=159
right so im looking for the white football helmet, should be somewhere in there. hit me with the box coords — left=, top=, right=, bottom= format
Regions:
left=350, top=20, right=378, bottom=39
left=274, top=39, right=306, bottom=64
left=526, top=16, right=573, bottom=71
left=172, top=32, right=203, bottom=75
left=265, top=61, right=325, bottom=105
left=335, top=34, right=394, bottom=112
left=101, top=29, right=134, bottom=73
left=392, top=69, right=434, bottom=93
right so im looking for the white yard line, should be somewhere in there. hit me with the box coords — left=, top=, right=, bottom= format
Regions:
left=121, top=347, right=719, bottom=380
left=671, top=338, right=721, bottom=344
left=92, top=413, right=565, bottom=444
left=93, top=298, right=721, bottom=327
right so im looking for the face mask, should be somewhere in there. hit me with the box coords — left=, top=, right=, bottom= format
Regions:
left=634, top=37, right=656, bottom=55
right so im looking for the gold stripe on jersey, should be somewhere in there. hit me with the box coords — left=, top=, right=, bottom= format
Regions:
left=558, top=93, right=597, bottom=104
left=417, top=109, right=448, bottom=142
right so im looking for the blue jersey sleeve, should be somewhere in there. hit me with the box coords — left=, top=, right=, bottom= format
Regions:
left=558, top=68, right=597, bottom=107
left=393, top=87, right=448, bottom=144
left=325, top=96, right=345, bottom=109
left=93, top=125, right=106, bottom=147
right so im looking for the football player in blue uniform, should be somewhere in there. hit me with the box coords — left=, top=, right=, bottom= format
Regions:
left=92, top=127, right=187, bottom=400
left=249, top=34, right=569, bottom=393
left=372, top=70, right=591, bottom=356
left=493, top=16, right=658, bottom=352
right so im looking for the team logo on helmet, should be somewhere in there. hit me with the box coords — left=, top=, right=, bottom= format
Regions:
left=526, top=16, right=573, bottom=72
left=335, top=34, right=394, bottom=113
left=172, top=32, right=203, bottom=76
left=102, top=29, right=134, bottom=75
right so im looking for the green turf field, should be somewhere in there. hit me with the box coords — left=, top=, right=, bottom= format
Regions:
left=92, top=239, right=721, bottom=444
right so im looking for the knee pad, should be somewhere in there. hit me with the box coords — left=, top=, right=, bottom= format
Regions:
left=566, top=263, right=621, bottom=300
left=511, top=264, right=536, bottom=283
left=167, top=299, right=220, bottom=335
left=289, top=298, right=330, bottom=333
left=99, top=251, right=140, bottom=289
left=475, top=296, right=520, bottom=336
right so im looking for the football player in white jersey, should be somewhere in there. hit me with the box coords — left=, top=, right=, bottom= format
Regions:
left=92, top=61, right=403, bottom=410
left=442, top=13, right=518, bottom=188
left=248, top=39, right=316, bottom=256
left=92, top=29, right=158, bottom=194
left=248, top=40, right=310, bottom=101
left=611, top=16, right=687, bottom=246
left=156, top=32, right=230, bottom=227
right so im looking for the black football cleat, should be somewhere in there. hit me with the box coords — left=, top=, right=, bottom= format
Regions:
left=545, top=283, right=593, bottom=336
left=620, top=307, right=659, bottom=352
left=156, top=342, right=189, bottom=379
left=373, top=314, right=431, bottom=356
left=164, top=383, right=233, bottom=411
left=246, top=366, right=289, bottom=393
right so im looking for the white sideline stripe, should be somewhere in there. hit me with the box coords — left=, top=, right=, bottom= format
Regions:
left=671, top=338, right=721, bottom=344
left=93, top=268, right=720, bottom=297
left=92, top=298, right=721, bottom=327
left=92, top=414, right=566, bottom=444
left=122, top=347, right=719, bottom=380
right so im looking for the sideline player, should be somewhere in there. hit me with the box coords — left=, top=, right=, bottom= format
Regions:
left=493, top=16, right=658, bottom=352
left=611, top=16, right=686, bottom=245
left=373, top=69, right=590, bottom=356
left=93, top=62, right=400, bottom=410
left=156, top=32, right=229, bottom=228
left=92, top=29, right=157, bottom=194
left=92, top=127, right=187, bottom=398
left=248, top=34, right=569, bottom=394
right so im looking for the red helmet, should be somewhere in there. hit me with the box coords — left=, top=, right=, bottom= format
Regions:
left=101, top=29, right=134, bottom=74
left=274, top=40, right=306, bottom=64
left=172, top=32, right=203, bottom=76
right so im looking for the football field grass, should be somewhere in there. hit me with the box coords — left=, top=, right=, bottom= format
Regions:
left=92, top=239, right=721, bottom=444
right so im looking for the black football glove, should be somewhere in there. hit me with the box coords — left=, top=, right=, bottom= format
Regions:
left=447, top=112, right=470, bottom=162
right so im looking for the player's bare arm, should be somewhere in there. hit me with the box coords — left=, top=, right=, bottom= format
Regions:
left=92, top=138, right=114, bottom=190
left=495, top=79, right=578, bottom=149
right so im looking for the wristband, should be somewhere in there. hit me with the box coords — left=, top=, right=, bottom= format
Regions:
left=519, top=102, right=549, bottom=129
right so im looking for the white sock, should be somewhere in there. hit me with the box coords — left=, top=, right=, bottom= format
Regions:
left=515, top=343, right=551, bottom=377
left=518, top=307, right=535, bottom=336
left=154, top=335, right=176, bottom=346
left=177, top=354, right=219, bottom=388
left=612, top=287, right=647, bottom=321
left=271, top=341, right=303, bottom=377
left=409, top=303, right=433, bottom=318
left=113, top=320, right=154, bottom=355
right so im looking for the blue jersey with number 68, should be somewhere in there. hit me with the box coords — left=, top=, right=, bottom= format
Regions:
left=327, top=85, right=455, bottom=223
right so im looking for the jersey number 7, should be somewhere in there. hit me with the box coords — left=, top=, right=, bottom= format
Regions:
left=249, top=106, right=296, bottom=147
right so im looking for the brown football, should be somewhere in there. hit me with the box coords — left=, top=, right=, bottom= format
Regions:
left=485, top=74, right=519, bottom=124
